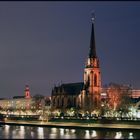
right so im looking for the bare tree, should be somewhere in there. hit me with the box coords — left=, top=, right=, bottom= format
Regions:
left=107, top=83, right=131, bottom=112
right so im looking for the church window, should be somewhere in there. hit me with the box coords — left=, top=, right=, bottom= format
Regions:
left=67, top=98, right=71, bottom=107
left=94, top=74, right=97, bottom=86
left=61, top=98, right=64, bottom=106
left=53, top=98, right=55, bottom=106
left=57, top=99, right=59, bottom=107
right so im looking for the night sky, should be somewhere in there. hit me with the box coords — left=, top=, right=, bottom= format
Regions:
left=0, top=2, right=140, bottom=98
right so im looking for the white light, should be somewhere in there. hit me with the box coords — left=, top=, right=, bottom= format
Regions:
left=86, top=117, right=89, bottom=120
left=19, top=126, right=25, bottom=139
left=137, top=112, right=140, bottom=118
left=51, top=128, right=57, bottom=133
left=60, top=128, right=64, bottom=136
left=115, top=132, right=122, bottom=139
left=91, top=130, right=97, bottom=138
left=128, top=132, right=134, bottom=139
left=37, top=127, right=44, bottom=139
left=20, top=126, right=24, bottom=131
left=4, top=125, right=10, bottom=137
left=71, top=129, right=76, bottom=133
left=85, top=130, right=90, bottom=139
left=101, top=93, right=107, bottom=96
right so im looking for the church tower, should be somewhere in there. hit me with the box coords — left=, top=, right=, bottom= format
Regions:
left=83, top=14, right=101, bottom=109
left=25, top=85, right=31, bottom=99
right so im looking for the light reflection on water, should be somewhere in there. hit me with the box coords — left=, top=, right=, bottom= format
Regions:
left=4, top=125, right=10, bottom=139
left=85, top=130, right=90, bottom=139
left=129, top=132, right=134, bottom=139
left=91, top=130, right=97, bottom=138
left=37, top=127, right=44, bottom=139
left=115, top=131, right=123, bottom=139
left=60, top=128, right=64, bottom=136
left=11, top=126, right=25, bottom=139
left=0, top=125, right=139, bottom=139
left=49, top=128, right=57, bottom=139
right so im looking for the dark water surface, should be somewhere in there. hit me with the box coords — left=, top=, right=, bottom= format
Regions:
left=0, top=124, right=139, bottom=139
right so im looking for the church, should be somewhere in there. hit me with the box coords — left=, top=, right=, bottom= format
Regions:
left=51, top=15, right=102, bottom=113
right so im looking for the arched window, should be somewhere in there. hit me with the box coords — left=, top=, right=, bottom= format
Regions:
left=57, top=98, right=59, bottom=107
left=73, top=97, right=76, bottom=107
left=67, top=98, right=71, bottom=107
left=53, top=98, right=56, bottom=106
left=61, top=98, right=64, bottom=107
left=95, top=97, right=98, bottom=107
left=94, top=74, right=97, bottom=87
left=55, top=98, right=57, bottom=106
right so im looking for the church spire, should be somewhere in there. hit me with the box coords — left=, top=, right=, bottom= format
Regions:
left=89, top=13, right=97, bottom=58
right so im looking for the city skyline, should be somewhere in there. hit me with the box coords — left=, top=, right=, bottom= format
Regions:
left=0, top=2, right=140, bottom=98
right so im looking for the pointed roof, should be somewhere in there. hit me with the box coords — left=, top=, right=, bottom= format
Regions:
left=89, top=14, right=97, bottom=58
left=52, top=82, right=84, bottom=95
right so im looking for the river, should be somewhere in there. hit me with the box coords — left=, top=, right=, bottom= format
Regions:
left=0, top=124, right=139, bottom=139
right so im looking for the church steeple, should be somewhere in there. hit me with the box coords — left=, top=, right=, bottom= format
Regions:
left=83, top=13, right=101, bottom=109
left=89, top=13, right=97, bottom=59
left=25, top=85, right=31, bottom=99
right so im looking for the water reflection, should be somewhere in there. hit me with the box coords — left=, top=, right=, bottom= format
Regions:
left=11, top=126, right=25, bottom=139
left=4, top=125, right=10, bottom=139
left=128, top=132, right=134, bottom=139
left=115, top=132, right=123, bottom=139
left=60, top=128, right=64, bottom=136
left=49, top=128, right=57, bottom=139
left=64, top=134, right=71, bottom=139
left=58, top=128, right=76, bottom=139
left=91, top=130, right=97, bottom=138
left=31, top=131, right=35, bottom=138
left=37, top=127, right=44, bottom=139
left=85, top=130, right=90, bottom=139
left=5, top=125, right=10, bottom=133
left=71, top=129, right=76, bottom=133
left=0, top=125, right=139, bottom=139
left=65, top=129, right=69, bottom=133
left=51, top=127, right=57, bottom=133
left=70, top=129, right=76, bottom=139
left=19, top=126, right=25, bottom=139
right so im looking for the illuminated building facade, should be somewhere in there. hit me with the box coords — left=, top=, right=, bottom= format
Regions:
left=51, top=15, right=140, bottom=113
left=51, top=83, right=83, bottom=111
left=0, top=85, right=33, bottom=111
left=0, top=85, right=50, bottom=113
left=51, top=15, right=101, bottom=112
left=25, top=85, right=31, bottom=99
left=131, top=90, right=140, bottom=98
left=78, top=15, right=101, bottom=112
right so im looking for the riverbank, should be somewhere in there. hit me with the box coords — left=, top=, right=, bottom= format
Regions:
left=1, top=119, right=140, bottom=130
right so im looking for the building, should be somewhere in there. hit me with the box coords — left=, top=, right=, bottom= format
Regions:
left=0, top=85, right=32, bottom=111
left=131, top=90, right=140, bottom=99
left=51, top=14, right=140, bottom=114
left=51, top=14, right=101, bottom=113
left=77, top=15, right=101, bottom=113
left=0, top=85, right=51, bottom=116
left=51, top=82, right=83, bottom=111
